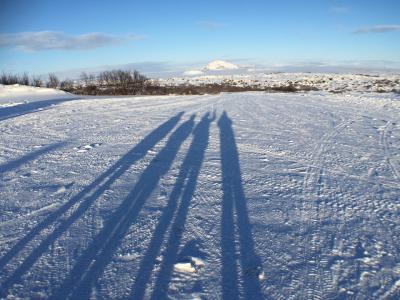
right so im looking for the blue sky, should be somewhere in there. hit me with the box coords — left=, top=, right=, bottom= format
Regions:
left=0, top=0, right=399, bottom=76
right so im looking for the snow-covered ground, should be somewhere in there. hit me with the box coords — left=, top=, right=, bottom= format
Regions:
left=0, top=83, right=400, bottom=299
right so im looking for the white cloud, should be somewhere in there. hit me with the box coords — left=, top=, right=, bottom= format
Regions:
left=354, top=25, right=400, bottom=34
left=0, top=31, right=143, bottom=51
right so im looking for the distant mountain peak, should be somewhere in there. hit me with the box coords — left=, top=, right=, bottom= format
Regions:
left=203, top=60, right=239, bottom=71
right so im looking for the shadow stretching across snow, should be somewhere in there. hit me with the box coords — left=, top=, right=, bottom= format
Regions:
left=0, top=112, right=183, bottom=297
left=0, top=97, right=80, bottom=122
left=50, top=114, right=195, bottom=300
left=130, top=112, right=215, bottom=299
left=218, top=111, right=264, bottom=299
left=0, top=142, right=66, bottom=175
left=0, top=110, right=265, bottom=299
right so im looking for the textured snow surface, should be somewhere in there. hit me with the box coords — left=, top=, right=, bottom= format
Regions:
left=0, top=88, right=400, bottom=299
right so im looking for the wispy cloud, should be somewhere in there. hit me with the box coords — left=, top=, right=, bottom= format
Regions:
left=197, top=21, right=227, bottom=30
left=0, top=31, right=143, bottom=51
left=354, top=25, right=400, bottom=34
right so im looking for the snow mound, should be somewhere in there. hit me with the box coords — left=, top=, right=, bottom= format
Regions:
left=0, top=84, right=72, bottom=104
left=203, top=60, right=239, bottom=71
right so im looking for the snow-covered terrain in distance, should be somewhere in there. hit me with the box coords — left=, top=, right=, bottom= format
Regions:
left=0, top=80, right=400, bottom=299
left=162, top=71, right=400, bottom=94
left=183, top=70, right=205, bottom=76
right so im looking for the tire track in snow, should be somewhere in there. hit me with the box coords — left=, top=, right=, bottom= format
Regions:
left=233, top=95, right=337, bottom=299
left=310, top=116, right=400, bottom=299
left=295, top=118, right=357, bottom=299
left=380, top=121, right=400, bottom=181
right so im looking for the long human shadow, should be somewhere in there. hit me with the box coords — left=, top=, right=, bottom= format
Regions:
left=131, top=112, right=214, bottom=299
left=0, top=97, right=79, bottom=122
left=0, top=112, right=183, bottom=297
left=50, top=115, right=195, bottom=300
left=0, top=142, right=66, bottom=175
left=218, top=111, right=264, bottom=299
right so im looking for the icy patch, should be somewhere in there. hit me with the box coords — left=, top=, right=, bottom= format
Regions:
left=74, top=143, right=102, bottom=153
left=174, top=256, right=205, bottom=273
left=174, top=262, right=196, bottom=273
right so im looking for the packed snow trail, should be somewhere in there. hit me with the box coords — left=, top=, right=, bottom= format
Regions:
left=218, top=111, right=264, bottom=300
left=147, top=112, right=214, bottom=300
left=0, top=112, right=185, bottom=296
left=51, top=115, right=195, bottom=300
left=0, top=91, right=399, bottom=299
left=131, top=112, right=214, bottom=300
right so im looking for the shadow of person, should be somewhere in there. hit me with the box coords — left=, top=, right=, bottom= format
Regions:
left=131, top=112, right=214, bottom=300
left=49, top=114, right=195, bottom=300
left=0, top=112, right=183, bottom=298
left=218, top=111, right=264, bottom=299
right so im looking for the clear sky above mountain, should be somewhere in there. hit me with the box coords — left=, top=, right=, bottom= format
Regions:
left=0, top=0, right=399, bottom=75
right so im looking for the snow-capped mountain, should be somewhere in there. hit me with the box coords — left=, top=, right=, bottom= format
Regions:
left=203, top=60, right=239, bottom=71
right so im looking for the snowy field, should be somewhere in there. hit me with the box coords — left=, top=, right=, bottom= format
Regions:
left=0, top=84, right=400, bottom=299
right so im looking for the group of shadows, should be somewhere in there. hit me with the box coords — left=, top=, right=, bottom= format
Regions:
left=0, top=111, right=264, bottom=299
